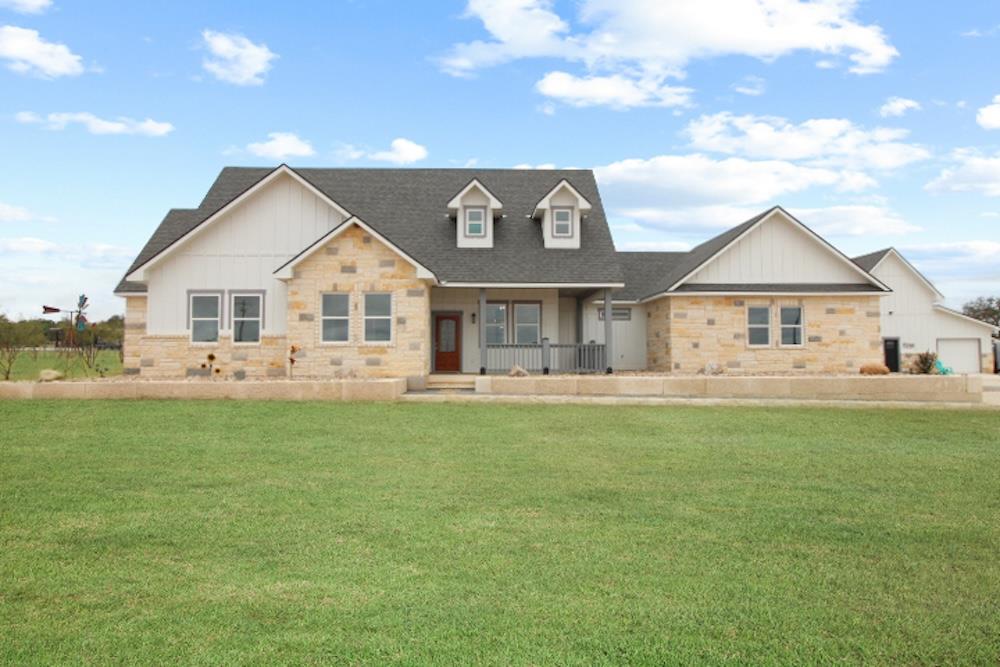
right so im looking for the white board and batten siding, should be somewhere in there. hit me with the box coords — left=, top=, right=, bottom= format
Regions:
left=869, top=252, right=994, bottom=373
left=582, top=303, right=648, bottom=370
left=145, top=174, right=346, bottom=335
left=686, top=213, right=866, bottom=285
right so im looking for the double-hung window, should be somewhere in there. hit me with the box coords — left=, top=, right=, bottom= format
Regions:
left=465, top=207, right=487, bottom=237
left=484, top=302, right=507, bottom=345
left=552, top=207, right=573, bottom=237
left=513, top=302, right=541, bottom=345
left=232, top=294, right=261, bottom=343
left=321, top=293, right=350, bottom=343
left=190, top=294, right=221, bottom=343
left=747, top=306, right=770, bottom=346
left=780, top=306, right=804, bottom=346
left=364, top=293, right=392, bottom=342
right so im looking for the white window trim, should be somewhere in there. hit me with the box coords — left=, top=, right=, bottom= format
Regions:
left=464, top=206, right=488, bottom=238
left=231, top=292, right=262, bottom=345
left=484, top=301, right=508, bottom=345
left=189, top=293, right=221, bottom=345
left=779, top=305, right=805, bottom=348
left=747, top=304, right=771, bottom=348
left=363, top=292, right=393, bottom=345
left=320, top=292, right=351, bottom=346
left=512, top=301, right=542, bottom=345
left=552, top=206, right=574, bottom=238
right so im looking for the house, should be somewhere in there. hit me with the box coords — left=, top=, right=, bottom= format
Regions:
left=853, top=248, right=998, bottom=373
left=116, top=165, right=992, bottom=384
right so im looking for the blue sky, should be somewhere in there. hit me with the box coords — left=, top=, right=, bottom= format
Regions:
left=1, top=0, right=998, bottom=319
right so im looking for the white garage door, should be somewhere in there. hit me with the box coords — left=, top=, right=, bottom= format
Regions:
left=936, top=338, right=980, bottom=374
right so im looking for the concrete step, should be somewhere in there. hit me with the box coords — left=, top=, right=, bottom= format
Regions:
left=426, top=375, right=476, bottom=391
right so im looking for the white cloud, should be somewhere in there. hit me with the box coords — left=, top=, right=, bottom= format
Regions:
left=441, top=0, right=898, bottom=107
left=961, top=25, right=1000, bottom=38
left=976, top=94, right=1000, bottom=130
left=732, top=75, right=765, bottom=96
left=0, top=25, right=83, bottom=77
left=879, top=96, right=921, bottom=117
left=368, top=138, right=428, bottom=164
left=536, top=71, right=692, bottom=109
left=685, top=112, right=930, bottom=171
left=0, top=201, right=32, bottom=222
left=0, top=0, right=52, bottom=13
left=512, top=163, right=556, bottom=169
left=617, top=240, right=692, bottom=251
left=902, top=240, right=1000, bottom=265
left=201, top=30, right=276, bottom=86
left=17, top=111, right=173, bottom=136
left=926, top=149, right=1000, bottom=197
left=617, top=204, right=761, bottom=230
left=0, top=236, right=58, bottom=253
left=789, top=205, right=920, bottom=236
left=333, top=143, right=365, bottom=161
left=246, top=132, right=315, bottom=159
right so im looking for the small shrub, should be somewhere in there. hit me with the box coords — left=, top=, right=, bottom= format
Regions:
left=910, top=351, right=938, bottom=374
left=859, top=363, right=890, bottom=375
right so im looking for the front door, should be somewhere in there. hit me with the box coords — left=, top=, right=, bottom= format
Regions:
left=434, top=313, right=462, bottom=373
left=883, top=338, right=900, bottom=373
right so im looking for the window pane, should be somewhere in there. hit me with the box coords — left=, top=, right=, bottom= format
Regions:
left=467, top=222, right=483, bottom=236
left=748, top=327, right=769, bottom=346
left=515, top=324, right=539, bottom=345
left=748, top=307, right=769, bottom=325
left=554, top=222, right=571, bottom=236
left=780, top=307, right=802, bottom=326
left=191, top=295, right=218, bottom=318
left=233, top=319, right=260, bottom=343
left=486, top=324, right=506, bottom=345
left=781, top=327, right=802, bottom=346
left=467, top=208, right=483, bottom=222
left=192, top=319, right=218, bottom=342
left=322, top=318, right=348, bottom=342
left=322, top=293, right=349, bottom=318
left=554, top=209, right=571, bottom=222
left=233, top=295, right=260, bottom=318
left=365, top=318, right=391, bottom=342
left=514, top=303, right=540, bottom=325
left=485, top=304, right=506, bottom=325
left=365, top=294, right=391, bottom=317
left=439, top=319, right=456, bottom=352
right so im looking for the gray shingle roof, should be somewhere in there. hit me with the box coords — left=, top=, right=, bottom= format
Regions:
left=852, top=248, right=892, bottom=272
left=614, top=252, right=687, bottom=301
left=117, top=167, right=623, bottom=293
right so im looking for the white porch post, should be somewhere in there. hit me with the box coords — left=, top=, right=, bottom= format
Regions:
left=479, top=288, right=487, bottom=375
left=604, top=288, right=613, bottom=374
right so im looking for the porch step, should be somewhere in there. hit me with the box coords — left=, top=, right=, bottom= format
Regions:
left=426, top=374, right=477, bottom=391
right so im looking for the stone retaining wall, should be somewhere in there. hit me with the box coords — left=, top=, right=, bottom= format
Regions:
left=0, top=378, right=407, bottom=401
left=475, top=374, right=985, bottom=403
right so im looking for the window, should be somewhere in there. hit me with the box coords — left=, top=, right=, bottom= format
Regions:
left=190, top=294, right=220, bottom=343
left=597, top=307, right=632, bottom=321
left=484, top=302, right=507, bottom=345
left=552, top=207, right=573, bottom=237
left=232, top=294, right=261, bottom=343
left=513, top=302, right=541, bottom=345
left=747, top=306, right=770, bottom=346
left=464, top=207, right=487, bottom=237
left=364, top=293, right=392, bottom=342
left=321, top=293, right=349, bottom=343
left=780, top=306, right=803, bottom=346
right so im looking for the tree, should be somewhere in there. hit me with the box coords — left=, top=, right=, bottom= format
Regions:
left=962, top=296, right=1000, bottom=331
left=0, top=315, right=47, bottom=380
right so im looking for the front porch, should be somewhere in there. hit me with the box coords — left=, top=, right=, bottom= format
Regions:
left=428, top=286, right=619, bottom=375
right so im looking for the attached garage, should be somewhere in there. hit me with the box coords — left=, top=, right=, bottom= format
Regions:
left=936, top=338, right=981, bottom=375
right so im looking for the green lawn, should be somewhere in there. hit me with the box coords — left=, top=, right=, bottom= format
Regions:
left=6, top=349, right=122, bottom=381
left=2, top=402, right=998, bottom=665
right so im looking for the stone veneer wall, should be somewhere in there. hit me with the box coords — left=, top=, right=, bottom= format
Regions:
left=646, top=295, right=883, bottom=374
left=284, top=224, right=430, bottom=380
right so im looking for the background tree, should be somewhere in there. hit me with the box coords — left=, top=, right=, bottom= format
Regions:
left=0, top=315, right=47, bottom=380
left=962, top=296, right=1000, bottom=332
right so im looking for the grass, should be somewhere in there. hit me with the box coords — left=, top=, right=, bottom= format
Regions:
left=1, top=401, right=998, bottom=665
left=6, top=349, right=122, bottom=381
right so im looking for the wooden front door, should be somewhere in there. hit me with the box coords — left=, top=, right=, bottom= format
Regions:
left=434, top=313, right=462, bottom=373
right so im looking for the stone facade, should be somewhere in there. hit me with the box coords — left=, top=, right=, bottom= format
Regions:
left=646, top=295, right=882, bottom=374
left=284, top=224, right=431, bottom=380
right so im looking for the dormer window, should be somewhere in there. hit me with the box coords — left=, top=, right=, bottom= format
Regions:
left=552, top=207, right=573, bottom=237
left=465, top=207, right=487, bottom=238
left=448, top=178, right=503, bottom=249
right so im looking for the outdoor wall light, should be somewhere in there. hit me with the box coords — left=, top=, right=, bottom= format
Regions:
left=471, top=312, right=476, bottom=324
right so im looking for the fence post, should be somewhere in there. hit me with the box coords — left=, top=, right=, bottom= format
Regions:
left=541, top=338, right=550, bottom=374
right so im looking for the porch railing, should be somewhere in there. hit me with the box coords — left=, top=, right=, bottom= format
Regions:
left=485, top=339, right=606, bottom=374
